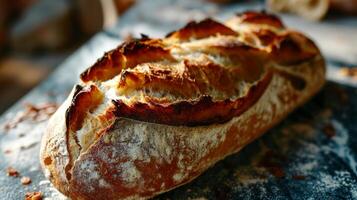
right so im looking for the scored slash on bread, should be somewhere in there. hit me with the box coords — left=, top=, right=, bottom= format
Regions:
left=78, top=12, right=318, bottom=127
left=40, top=11, right=325, bottom=199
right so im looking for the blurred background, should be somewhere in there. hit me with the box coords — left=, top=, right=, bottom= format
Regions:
left=0, top=0, right=356, bottom=114
left=0, top=0, right=135, bottom=114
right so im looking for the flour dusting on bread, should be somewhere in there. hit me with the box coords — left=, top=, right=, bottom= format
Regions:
left=40, top=11, right=325, bottom=199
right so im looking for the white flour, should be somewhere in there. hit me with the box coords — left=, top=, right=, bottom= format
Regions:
left=232, top=116, right=357, bottom=199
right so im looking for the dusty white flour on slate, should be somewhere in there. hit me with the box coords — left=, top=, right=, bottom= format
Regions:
left=233, top=117, right=357, bottom=198
left=323, top=120, right=357, bottom=174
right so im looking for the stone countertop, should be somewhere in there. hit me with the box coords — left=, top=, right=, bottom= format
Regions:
left=0, top=0, right=356, bottom=199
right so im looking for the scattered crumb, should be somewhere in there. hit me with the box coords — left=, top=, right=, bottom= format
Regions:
left=21, top=176, right=32, bottom=185
left=25, top=192, right=42, bottom=200
left=339, top=67, right=357, bottom=80
left=3, top=103, right=58, bottom=131
left=6, top=167, right=19, bottom=177
left=323, top=122, right=336, bottom=139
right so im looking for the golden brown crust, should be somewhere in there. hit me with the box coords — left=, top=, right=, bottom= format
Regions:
left=77, top=11, right=321, bottom=127
left=271, top=32, right=319, bottom=65
left=113, top=71, right=272, bottom=126
left=65, top=57, right=324, bottom=200
left=40, top=11, right=326, bottom=200
left=165, top=18, right=238, bottom=41
left=66, top=85, right=103, bottom=132
left=80, top=40, right=174, bottom=82
left=236, top=11, right=285, bottom=28
left=80, top=48, right=124, bottom=82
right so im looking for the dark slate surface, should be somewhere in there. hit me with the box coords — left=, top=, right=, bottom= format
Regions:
left=158, top=82, right=357, bottom=200
left=0, top=0, right=356, bottom=199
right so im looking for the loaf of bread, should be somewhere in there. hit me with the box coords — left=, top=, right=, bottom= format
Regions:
left=40, top=11, right=325, bottom=199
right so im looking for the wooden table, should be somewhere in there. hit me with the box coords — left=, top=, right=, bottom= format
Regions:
left=1, top=0, right=357, bottom=199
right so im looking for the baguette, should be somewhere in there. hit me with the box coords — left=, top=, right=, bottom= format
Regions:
left=40, top=11, right=325, bottom=200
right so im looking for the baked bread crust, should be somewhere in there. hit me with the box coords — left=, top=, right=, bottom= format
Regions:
left=40, top=11, right=325, bottom=199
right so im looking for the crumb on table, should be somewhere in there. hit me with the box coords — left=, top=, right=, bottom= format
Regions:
left=21, top=176, right=32, bottom=185
left=6, top=167, right=19, bottom=177
left=25, top=191, right=42, bottom=200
